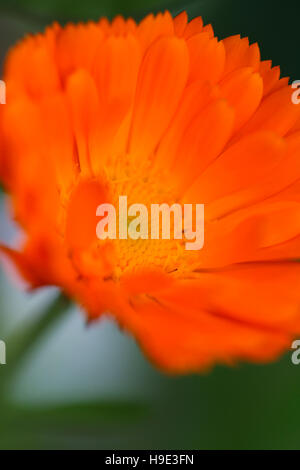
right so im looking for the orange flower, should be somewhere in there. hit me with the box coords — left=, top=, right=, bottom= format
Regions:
left=1, top=11, right=300, bottom=372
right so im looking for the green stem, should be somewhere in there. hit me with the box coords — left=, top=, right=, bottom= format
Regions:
left=0, top=292, right=72, bottom=401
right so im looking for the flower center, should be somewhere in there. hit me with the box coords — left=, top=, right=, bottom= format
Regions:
left=64, top=155, right=196, bottom=281
left=107, top=156, right=189, bottom=277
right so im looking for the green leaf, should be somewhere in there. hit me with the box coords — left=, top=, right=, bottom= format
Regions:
left=0, top=401, right=149, bottom=449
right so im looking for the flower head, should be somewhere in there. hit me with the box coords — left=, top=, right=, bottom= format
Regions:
left=1, top=11, right=300, bottom=372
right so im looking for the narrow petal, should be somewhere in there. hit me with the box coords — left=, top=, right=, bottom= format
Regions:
left=187, top=33, right=225, bottom=84
left=173, top=99, right=235, bottom=194
left=220, top=67, right=263, bottom=132
left=129, top=37, right=189, bottom=159
left=184, top=131, right=285, bottom=209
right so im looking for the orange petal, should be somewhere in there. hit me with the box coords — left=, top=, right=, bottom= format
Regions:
left=235, top=85, right=300, bottom=139
left=56, top=22, right=104, bottom=82
left=40, top=92, right=78, bottom=194
left=117, top=263, right=300, bottom=371
left=187, top=33, right=225, bottom=84
left=90, top=34, right=141, bottom=171
left=173, top=99, right=235, bottom=194
left=155, top=80, right=220, bottom=170
left=183, top=130, right=285, bottom=208
left=5, top=33, right=60, bottom=99
left=137, top=12, right=174, bottom=51
left=173, top=11, right=188, bottom=37
left=259, top=60, right=281, bottom=96
left=66, top=179, right=108, bottom=250
left=129, top=36, right=189, bottom=159
left=223, top=35, right=260, bottom=76
left=182, top=16, right=203, bottom=39
left=66, top=69, right=99, bottom=177
left=220, top=67, right=263, bottom=132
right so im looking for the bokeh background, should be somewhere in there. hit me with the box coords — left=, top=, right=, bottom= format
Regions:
left=0, top=0, right=300, bottom=450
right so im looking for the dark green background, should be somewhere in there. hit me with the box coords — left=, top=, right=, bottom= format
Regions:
left=0, top=0, right=300, bottom=450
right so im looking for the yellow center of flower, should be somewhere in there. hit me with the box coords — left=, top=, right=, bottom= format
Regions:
left=107, top=156, right=187, bottom=277
left=65, top=155, right=195, bottom=280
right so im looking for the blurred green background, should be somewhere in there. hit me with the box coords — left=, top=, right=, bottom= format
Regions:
left=0, top=0, right=300, bottom=450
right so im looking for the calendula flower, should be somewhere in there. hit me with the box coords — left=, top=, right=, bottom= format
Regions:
left=0, top=11, right=300, bottom=372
